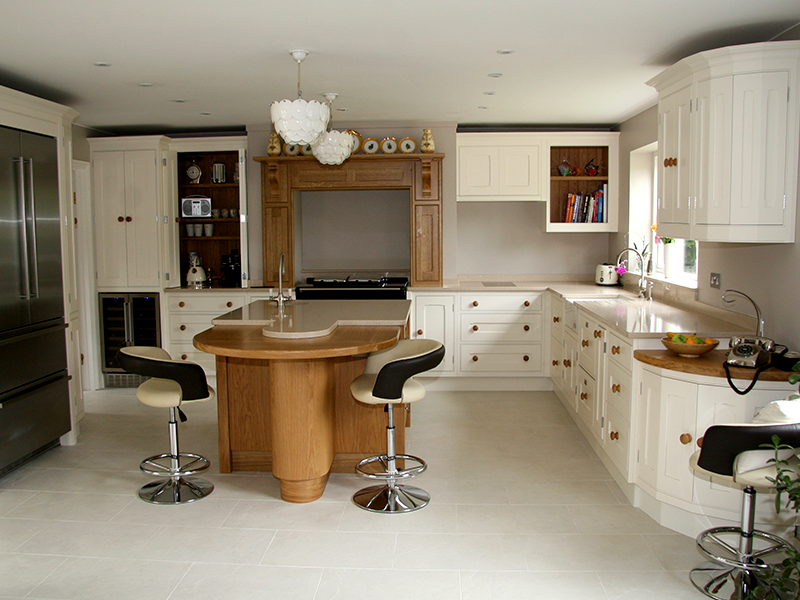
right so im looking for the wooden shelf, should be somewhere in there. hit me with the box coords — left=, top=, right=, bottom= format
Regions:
left=180, top=182, right=240, bottom=189
left=177, top=217, right=239, bottom=223
left=550, top=176, right=609, bottom=182
left=181, top=236, right=240, bottom=241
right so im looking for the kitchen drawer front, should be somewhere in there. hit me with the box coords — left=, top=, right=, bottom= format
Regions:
left=577, top=368, right=596, bottom=432
left=459, top=344, right=542, bottom=374
left=169, top=343, right=217, bottom=373
left=606, top=361, right=633, bottom=421
left=549, top=293, right=564, bottom=342
left=578, top=316, right=604, bottom=379
left=604, top=403, right=630, bottom=477
left=460, top=313, right=542, bottom=343
left=550, top=335, right=564, bottom=383
left=460, top=293, right=543, bottom=313
left=607, top=332, right=633, bottom=373
left=167, top=295, right=245, bottom=314
left=168, top=314, right=215, bottom=342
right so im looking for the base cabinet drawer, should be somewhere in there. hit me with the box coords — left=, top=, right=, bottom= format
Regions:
left=169, top=344, right=217, bottom=372
left=608, top=332, right=633, bottom=372
left=606, top=361, right=633, bottom=421
left=460, top=313, right=542, bottom=343
left=460, top=344, right=542, bottom=374
left=460, top=293, right=542, bottom=313
left=168, top=314, right=216, bottom=342
left=168, top=296, right=244, bottom=313
left=604, top=403, right=630, bottom=477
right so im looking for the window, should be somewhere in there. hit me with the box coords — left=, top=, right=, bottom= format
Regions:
left=627, top=143, right=697, bottom=287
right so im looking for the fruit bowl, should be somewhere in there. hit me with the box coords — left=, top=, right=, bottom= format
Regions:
left=661, top=336, right=719, bottom=358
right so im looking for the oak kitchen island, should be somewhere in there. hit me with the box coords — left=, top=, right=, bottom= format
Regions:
left=193, top=299, right=410, bottom=502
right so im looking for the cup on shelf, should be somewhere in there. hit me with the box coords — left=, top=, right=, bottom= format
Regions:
left=204, top=224, right=214, bottom=237
left=229, top=208, right=238, bottom=218
left=186, top=223, right=195, bottom=237
left=211, top=209, right=220, bottom=218
left=221, top=209, right=230, bottom=218
left=193, top=223, right=203, bottom=236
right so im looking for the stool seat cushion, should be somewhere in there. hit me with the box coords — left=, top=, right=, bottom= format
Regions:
left=752, top=394, right=800, bottom=424
left=137, top=377, right=214, bottom=408
left=351, top=374, right=426, bottom=405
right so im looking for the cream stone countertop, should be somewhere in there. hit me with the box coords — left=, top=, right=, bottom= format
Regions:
left=210, top=299, right=411, bottom=339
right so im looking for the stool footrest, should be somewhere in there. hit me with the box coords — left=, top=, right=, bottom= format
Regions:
left=696, top=526, right=793, bottom=571
left=140, top=452, right=211, bottom=478
left=355, top=454, right=427, bottom=480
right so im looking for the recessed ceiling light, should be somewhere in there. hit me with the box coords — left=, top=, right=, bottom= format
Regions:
left=483, top=91, right=496, bottom=95
left=200, top=112, right=212, bottom=116
left=172, top=99, right=187, bottom=103
left=335, top=107, right=348, bottom=112
left=138, top=82, right=153, bottom=87
left=94, top=62, right=111, bottom=67
left=478, top=106, right=489, bottom=110
left=488, top=73, right=503, bottom=78
left=496, top=49, right=514, bottom=55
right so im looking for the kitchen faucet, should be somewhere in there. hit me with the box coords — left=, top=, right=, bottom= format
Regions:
left=616, top=247, right=649, bottom=299
left=722, top=289, right=765, bottom=337
left=270, top=253, right=292, bottom=308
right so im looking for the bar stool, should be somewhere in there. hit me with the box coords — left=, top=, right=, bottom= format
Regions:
left=350, top=339, right=445, bottom=513
left=689, top=419, right=800, bottom=599
left=117, top=346, right=215, bottom=505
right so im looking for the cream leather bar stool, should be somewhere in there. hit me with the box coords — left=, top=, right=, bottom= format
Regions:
left=350, top=339, right=445, bottom=513
left=689, top=418, right=800, bottom=600
left=117, top=346, right=215, bottom=505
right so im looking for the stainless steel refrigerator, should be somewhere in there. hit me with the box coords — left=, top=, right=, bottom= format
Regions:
left=0, top=125, right=71, bottom=476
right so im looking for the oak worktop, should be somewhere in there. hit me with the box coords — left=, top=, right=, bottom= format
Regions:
left=633, top=349, right=794, bottom=382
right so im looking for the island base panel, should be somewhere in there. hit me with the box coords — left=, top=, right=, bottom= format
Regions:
left=280, top=473, right=331, bottom=503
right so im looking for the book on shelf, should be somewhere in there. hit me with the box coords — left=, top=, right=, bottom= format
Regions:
left=562, top=185, right=608, bottom=223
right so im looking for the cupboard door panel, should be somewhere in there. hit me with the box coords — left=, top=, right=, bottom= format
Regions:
left=413, top=204, right=441, bottom=284
left=263, top=206, right=292, bottom=287
left=695, top=76, right=733, bottom=226
left=125, top=150, right=160, bottom=288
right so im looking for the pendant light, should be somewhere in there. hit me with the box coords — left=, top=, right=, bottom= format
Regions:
left=270, top=50, right=330, bottom=146
left=312, top=93, right=355, bottom=165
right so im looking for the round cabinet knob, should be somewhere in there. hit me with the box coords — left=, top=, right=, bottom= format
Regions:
left=580, top=392, right=588, bottom=400
left=553, top=359, right=559, bottom=366
left=472, top=300, right=479, bottom=307
left=610, top=431, right=619, bottom=441
left=524, top=300, right=530, bottom=307
left=472, top=325, right=479, bottom=331
left=417, top=329, right=424, bottom=336
left=663, top=158, right=670, bottom=168
left=697, top=436, right=704, bottom=448
left=523, top=355, right=530, bottom=362
left=611, top=345, right=621, bottom=355
left=178, top=301, right=186, bottom=308
left=126, top=216, right=132, bottom=222
left=523, top=325, right=530, bottom=331
left=553, top=316, right=560, bottom=323
left=582, top=340, right=589, bottom=347
left=117, top=216, right=124, bottom=222
left=180, top=325, right=186, bottom=331
left=611, top=383, right=621, bottom=394
left=680, top=433, right=693, bottom=445
left=472, top=355, right=479, bottom=362
left=564, top=359, right=571, bottom=367
left=226, top=302, right=233, bottom=308
left=594, top=330, right=602, bottom=338
left=181, top=354, right=188, bottom=360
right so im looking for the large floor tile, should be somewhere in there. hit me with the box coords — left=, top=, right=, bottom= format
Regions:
left=315, top=568, right=461, bottom=600
left=569, top=505, right=674, bottom=535
left=261, top=530, right=397, bottom=569
left=393, top=533, right=529, bottom=571
left=17, top=521, right=161, bottom=559
left=133, top=525, right=275, bottom=564
left=169, top=563, right=322, bottom=600
left=520, top=533, right=665, bottom=571
left=4, top=491, right=132, bottom=523
left=222, top=499, right=346, bottom=531
left=460, top=570, right=609, bottom=600
left=0, top=553, right=66, bottom=597
left=599, top=569, right=698, bottom=599
left=337, top=501, right=458, bottom=533
left=457, top=504, right=578, bottom=534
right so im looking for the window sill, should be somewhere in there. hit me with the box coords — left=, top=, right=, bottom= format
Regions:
left=622, top=271, right=698, bottom=290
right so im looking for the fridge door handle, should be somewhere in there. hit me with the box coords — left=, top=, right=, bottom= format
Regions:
left=24, top=158, right=40, bottom=299
left=13, top=158, right=31, bottom=301
left=124, top=299, right=132, bottom=344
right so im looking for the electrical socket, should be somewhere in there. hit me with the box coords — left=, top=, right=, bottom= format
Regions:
left=710, top=273, right=721, bottom=289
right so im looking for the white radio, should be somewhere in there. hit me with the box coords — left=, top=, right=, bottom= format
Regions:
left=181, top=195, right=211, bottom=218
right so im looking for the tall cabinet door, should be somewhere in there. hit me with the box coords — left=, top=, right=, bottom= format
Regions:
left=92, top=152, right=128, bottom=288
left=694, top=76, right=733, bottom=226
left=124, top=150, right=159, bottom=287
left=657, top=376, right=697, bottom=503
left=657, top=85, right=693, bottom=236
left=412, top=294, right=455, bottom=374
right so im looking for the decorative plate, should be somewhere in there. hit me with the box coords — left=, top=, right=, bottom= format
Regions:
left=362, top=138, right=380, bottom=154
left=300, top=143, right=313, bottom=156
left=380, top=137, right=399, bottom=154
left=283, top=143, right=300, bottom=156
left=345, top=130, right=363, bottom=153
left=399, top=137, right=417, bottom=154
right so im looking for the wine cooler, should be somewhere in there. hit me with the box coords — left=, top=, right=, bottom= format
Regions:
left=99, top=293, right=161, bottom=387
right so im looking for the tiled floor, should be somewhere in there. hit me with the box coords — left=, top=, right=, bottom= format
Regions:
left=0, top=387, right=704, bottom=599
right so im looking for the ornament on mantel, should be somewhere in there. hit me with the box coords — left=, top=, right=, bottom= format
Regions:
left=267, top=131, right=282, bottom=156
left=420, top=128, right=435, bottom=153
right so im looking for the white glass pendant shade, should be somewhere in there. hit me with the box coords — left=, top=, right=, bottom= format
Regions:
left=270, top=99, right=330, bottom=146
left=311, top=130, right=354, bottom=165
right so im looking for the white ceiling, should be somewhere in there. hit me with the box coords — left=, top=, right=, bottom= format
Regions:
left=1, top=0, right=799, bottom=135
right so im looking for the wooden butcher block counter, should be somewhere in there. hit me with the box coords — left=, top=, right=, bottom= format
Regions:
left=633, top=349, right=794, bottom=382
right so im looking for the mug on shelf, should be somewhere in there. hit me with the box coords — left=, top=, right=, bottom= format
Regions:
left=229, top=208, right=238, bottom=218
left=193, top=223, right=203, bottom=236
left=204, top=224, right=214, bottom=237
left=220, top=209, right=230, bottom=218
left=185, top=223, right=195, bottom=237
left=210, top=209, right=220, bottom=218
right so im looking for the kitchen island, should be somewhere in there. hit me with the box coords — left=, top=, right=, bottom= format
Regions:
left=193, top=299, right=410, bottom=502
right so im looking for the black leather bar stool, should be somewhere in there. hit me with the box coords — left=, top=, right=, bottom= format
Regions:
left=350, top=339, right=445, bottom=513
left=689, top=420, right=800, bottom=599
left=117, top=346, right=215, bottom=505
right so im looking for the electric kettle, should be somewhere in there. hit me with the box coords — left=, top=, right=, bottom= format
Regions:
left=186, top=255, right=207, bottom=288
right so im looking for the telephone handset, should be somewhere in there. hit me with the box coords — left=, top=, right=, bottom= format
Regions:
left=726, top=336, right=774, bottom=368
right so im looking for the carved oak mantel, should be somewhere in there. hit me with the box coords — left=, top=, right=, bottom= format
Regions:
left=254, top=154, right=444, bottom=287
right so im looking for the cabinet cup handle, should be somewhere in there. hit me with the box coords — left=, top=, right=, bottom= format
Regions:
left=680, top=433, right=693, bottom=445
left=594, top=330, right=602, bottom=338
left=181, top=354, right=188, bottom=360
left=472, top=300, right=479, bottom=307
left=178, top=301, right=186, bottom=308
left=580, top=392, right=588, bottom=400
left=611, top=383, right=621, bottom=394
left=523, top=325, right=530, bottom=331
left=472, top=325, right=479, bottom=331
left=417, top=329, right=423, bottom=335
left=553, top=359, right=559, bottom=366
left=523, top=355, right=529, bottom=362
left=582, top=340, right=589, bottom=347
left=117, top=216, right=124, bottom=222
left=180, top=325, right=186, bottom=331
left=524, top=300, right=530, bottom=307
left=553, top=316, right=560, bottom=323
left=609, top=431, right=619, bottom=441
left=472, top=355, right=479, bottom=362
left=226, top=302, right=233, bottom=308
left=611, top=345, right=621, bottom=355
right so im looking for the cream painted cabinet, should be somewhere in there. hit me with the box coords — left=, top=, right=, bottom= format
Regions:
left=648, top=41, right=800, bottom=243
left=411, top=293, right=456, bottom=375
left=457, top=134, right=543, bottom=201
left=90, top=137, right=169, bottom=289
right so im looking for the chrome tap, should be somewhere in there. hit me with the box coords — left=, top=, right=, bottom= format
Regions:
left=616, top=247, right=647, bottom=298
left=722, top=289, right=765, bottom=337
left=271, top=253, right=292, bottom=308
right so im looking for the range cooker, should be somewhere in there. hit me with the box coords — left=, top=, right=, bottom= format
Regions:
left=294, top=276, right=409, bottom=300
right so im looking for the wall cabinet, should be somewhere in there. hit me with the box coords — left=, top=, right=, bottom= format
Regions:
left=411, top=293, right=456, bottom=375
left=457, top=134, right=543, bottom=201
left=648, top=41, right=800, bottom=243
left=90, top=138, right=169, bottom=289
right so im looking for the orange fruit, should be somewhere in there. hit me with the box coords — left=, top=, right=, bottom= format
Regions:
left=704, top=338, right=715, bottom=345
left=685, top=338, right=697, bottom=344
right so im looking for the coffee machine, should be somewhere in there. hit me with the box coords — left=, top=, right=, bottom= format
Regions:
left=220, top=249, right=241, bottom=288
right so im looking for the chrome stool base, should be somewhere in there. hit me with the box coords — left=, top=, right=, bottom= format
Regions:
left=353, top=484, right=430, bottom=513
left=138, top=477, right=214, bottom=505
left=690, top=561, right=781, bottom=600
left=696, top=526, right=793, bottom=571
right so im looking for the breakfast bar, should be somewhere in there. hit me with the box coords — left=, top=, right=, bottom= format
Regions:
left=193, top=299, right=411, bottom=502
